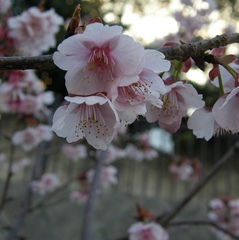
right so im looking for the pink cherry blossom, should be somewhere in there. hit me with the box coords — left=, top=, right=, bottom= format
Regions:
left=187, top=107, right=221, bottom=140
left=128, top=222, right=169, bottom=240
left=62, top=144, right=87, bottom=161
left=86, top=165, right=118, bottom=189
left=51, top=94, right=120, bottom=150
left=11, top=127, right=40, bottom=151
left=213, top=88, right=239, bottom=133
left=146, top=80, right=205, bottom=133
left=53, top=22, right=145, bottom=96
left=7, top=7, right=63, bottom=56
left=112, top=50, right=169, bottom=123
left=31, top=173, right=60, bottom=195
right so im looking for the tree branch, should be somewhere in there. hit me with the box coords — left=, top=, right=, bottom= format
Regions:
left=0, top=33, right=238, bottom=70
left=169, top=219, right=239, bottom=240
left=81, top=150, right=105, bottom=240
left=159, top=141, right=239, bottom=226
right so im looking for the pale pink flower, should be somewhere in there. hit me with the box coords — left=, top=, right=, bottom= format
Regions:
left=213, top=88, right=239, bottom=133
left=187, top=107, right=220, bottom=140
left=51, top=94, right=120, bottom=150
left=112, top=50, right=169, bottom=123
left=128, top=222, right=169, bottom=240
left=69, top=190, right=88, bottom=204
left=0, top=0, right=11, bottom=14
left=126, top=144, right=145, bottom=162
left=11, top=127, right=40, bottom=151
left=11, top=158, right=30, bottom=173
left=62, top=144, right=87, bottom=161
left=7, top=7, right=63, bottom=56
left=146, top=80, right=205, bottom=133
left=86, top=166, right=118, bottom=189
left=31, top=173, right=60, bottom=195
left=53, top=22, right=145, bottom=96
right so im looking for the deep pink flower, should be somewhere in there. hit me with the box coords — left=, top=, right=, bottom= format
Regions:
left=53, top=22, right=145, bottom=96
left=51, top=94, right=120, bottom=150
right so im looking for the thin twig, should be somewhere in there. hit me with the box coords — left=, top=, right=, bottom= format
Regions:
left=0, top=144, right=15, bottom=213
left=169, top=219, right=239, bottom=240
left=81, top=150, right=105, bottom=240
left=0, top=33, right=238, bottom=70
left=5, top=141, right=49, bottom=240
left=159, top=141, right=239, bottom=226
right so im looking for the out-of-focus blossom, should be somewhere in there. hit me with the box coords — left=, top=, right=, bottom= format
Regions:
left=128, top=222, right=169, bottom=240
left=146, top=80, right=205, bottom=133
left=208, top=197, right=239, bottom=240
left=0, top=0, right=11, bottom=14
left=7, top=7, right=63, bottom=56
left=86, top=166, right=118, bottom=189
left=62, top=143, right=87, bottom=161
left=11, top=158, right=30, bottom=173
left=31, top=173, right=60, bottom=195
left=51, top=94, right=120, bottom=150
left=69, top=190, right=88, bottom=204
left=96, top=144, right=126, bottom=164
left=11, top=124, right=53, bottom=151
left=169, top=156, right=202, bottom=181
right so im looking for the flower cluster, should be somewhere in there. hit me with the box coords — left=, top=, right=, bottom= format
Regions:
left=52, top=20, right=171, bottom=150
left=62, top=143, right=88, bottom=161
left=208, top=197, right=239, bottom=240
left=7, top=7, right=63, bottom=56
left=0, top=70, right=54, bottom=117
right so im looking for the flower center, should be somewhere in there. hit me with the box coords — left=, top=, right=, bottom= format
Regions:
left=87, top=46, right=115, bottom=81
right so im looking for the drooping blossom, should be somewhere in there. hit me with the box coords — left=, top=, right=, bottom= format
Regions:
left=208, top=197, right=239, bottom=240
left=7, top=7, right=63, bottom=56
left=146, top=79, right=205, bottom=133
left=112, top=50, right=169, bottom=123
left=128, top=222, right=169, bottom=240
left=62, top=143, right=87, bottom=161
left=51, top=94, right=120, bottom=150
left=86, top=165, right=118, bottom=189
left=31, top=173, right=60, bottom=195
left=53, top=22, right=145, bottom=96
